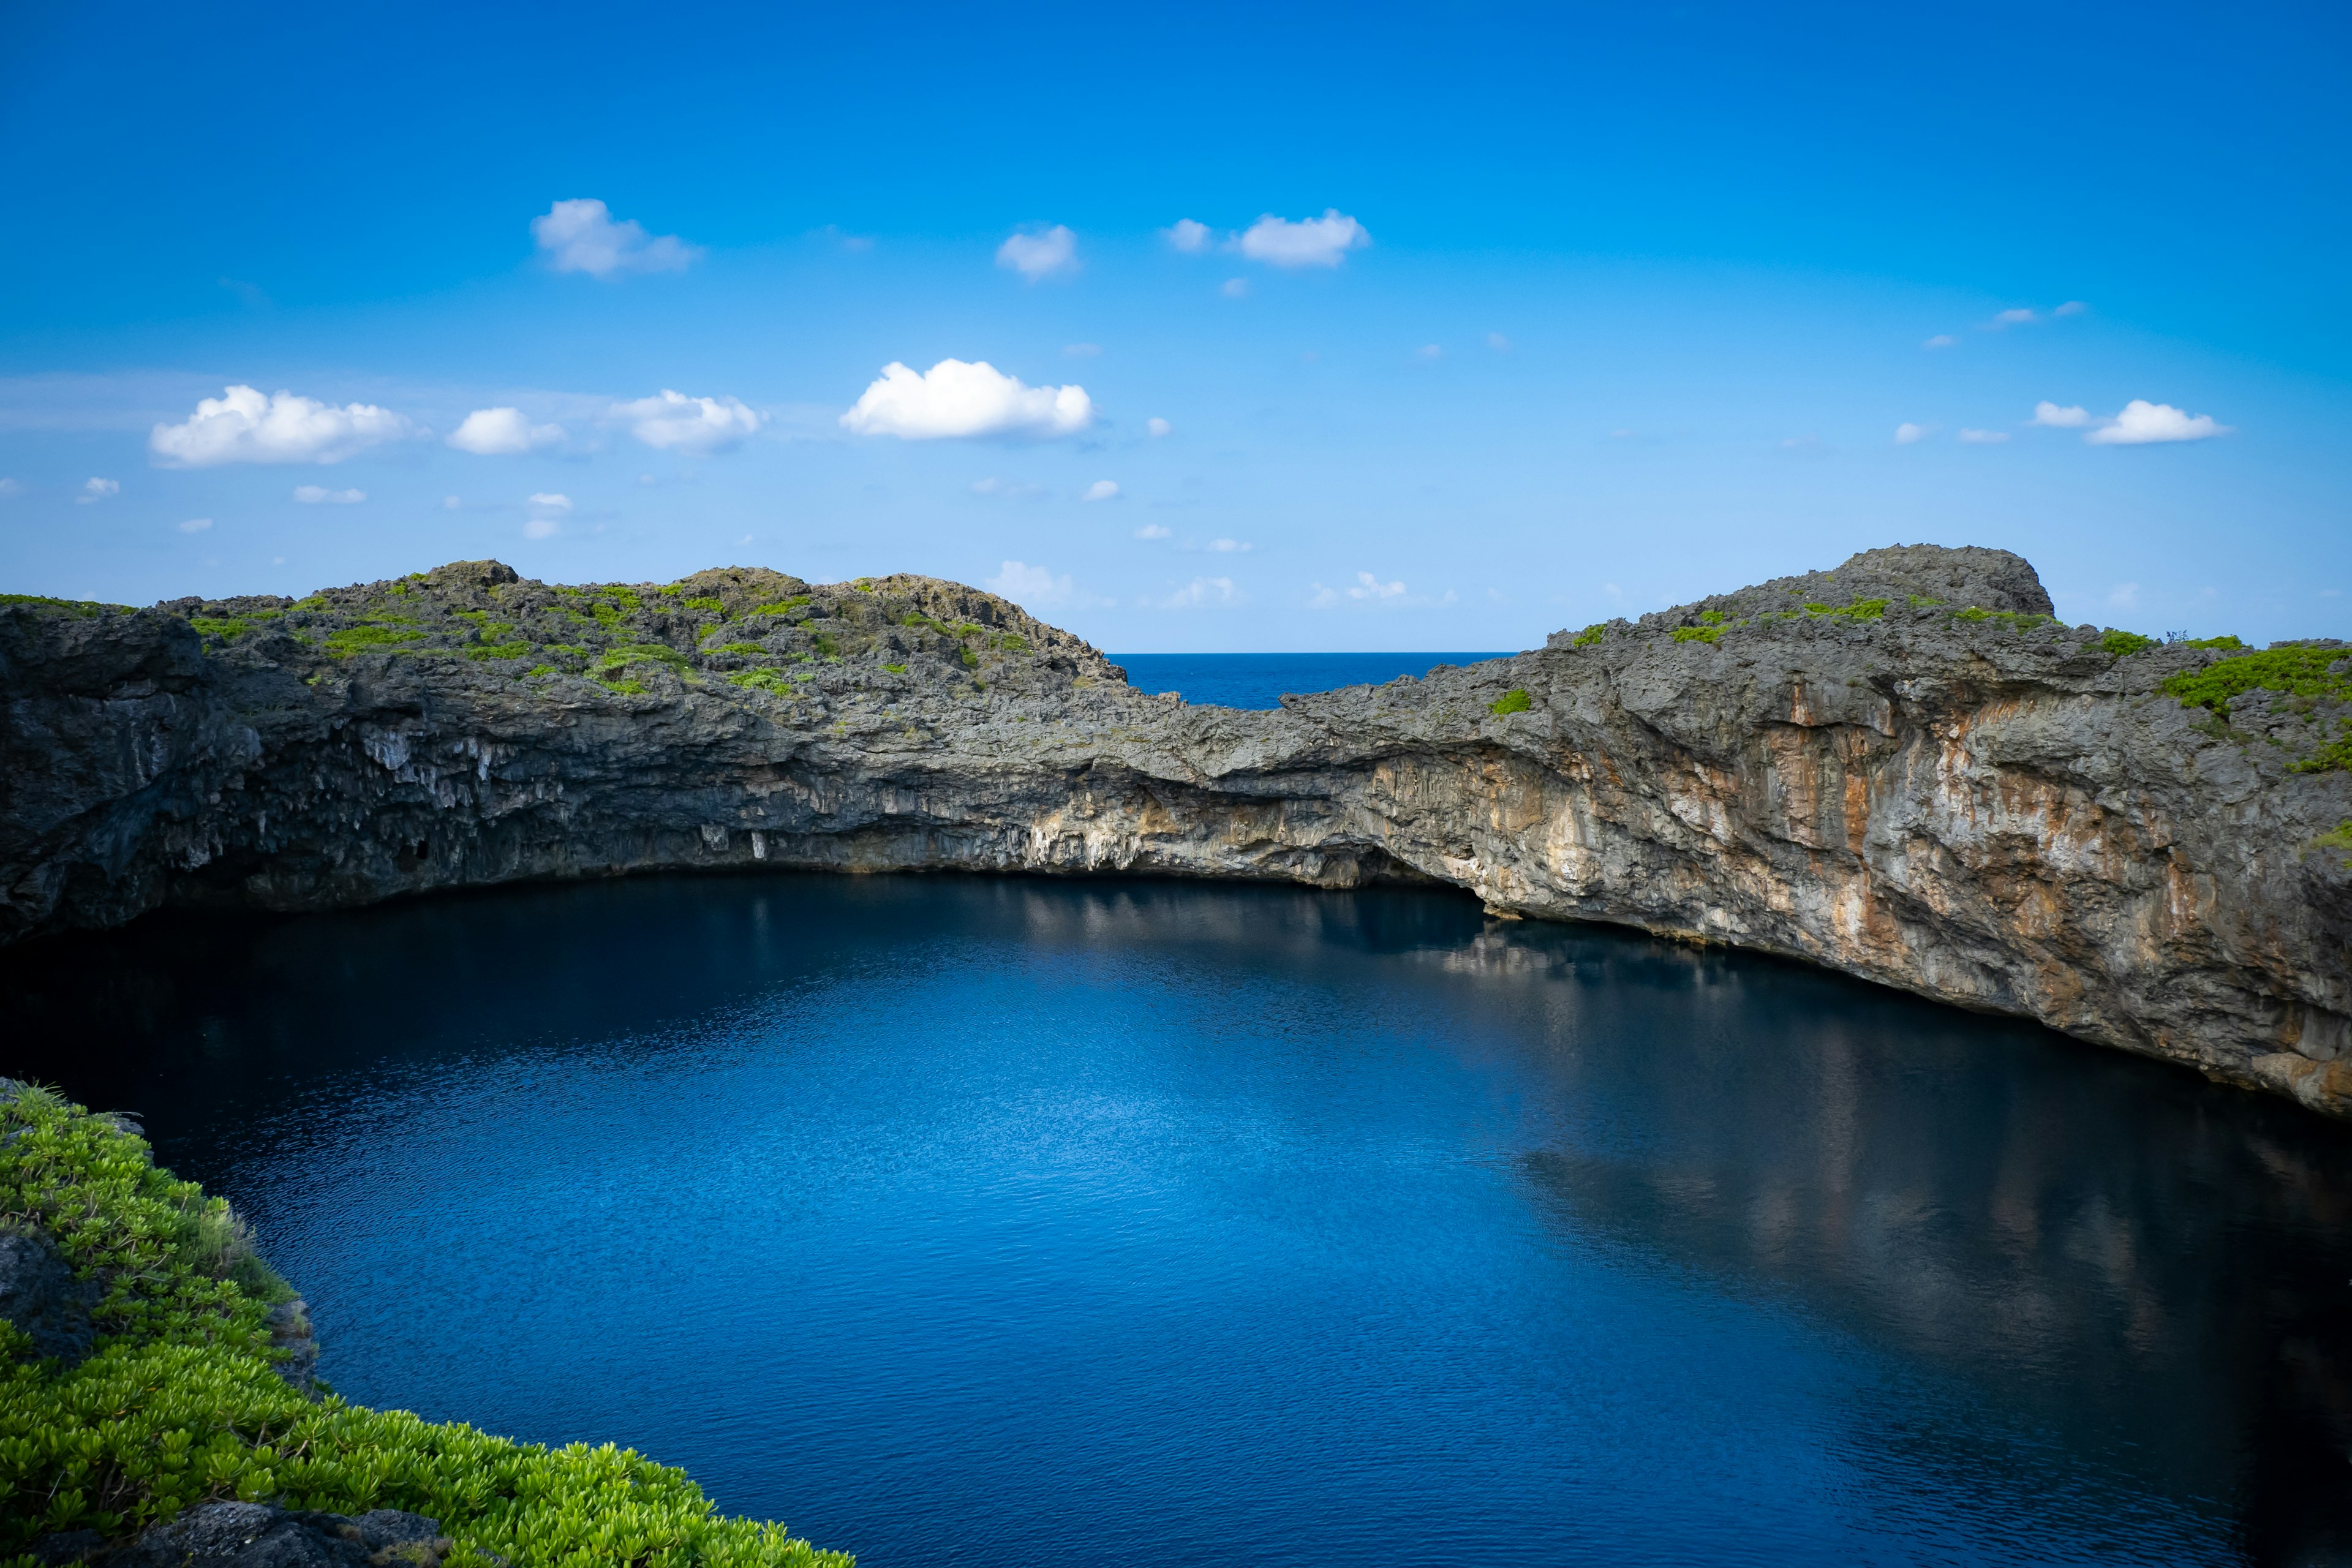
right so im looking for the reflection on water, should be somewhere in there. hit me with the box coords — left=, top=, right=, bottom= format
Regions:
left=9, top=875, right=2350, bottom=1567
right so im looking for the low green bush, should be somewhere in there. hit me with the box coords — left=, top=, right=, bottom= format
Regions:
left=2164, top=644, right=2352, bottom=774
left=1489, top=688, right=1532, bottom=715
left=1569, top=624, right=1605, bottom=647
left=1670, top=625, right=1724, bottom=644
left=2101, top=630, right=2158, bottom=657
left=0, top=1084, right=850, bottom=1568
left=323, top=626, right=425, bottom=658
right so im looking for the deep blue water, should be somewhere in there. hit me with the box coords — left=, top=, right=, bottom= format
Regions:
left=1110, top=652, right=1512, bottom=709
left=12, top=875, right=2352, bottom=1567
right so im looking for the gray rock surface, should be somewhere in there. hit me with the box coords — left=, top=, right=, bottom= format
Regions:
left=64, top=1502, right=451, bottom=1567
left=4, top=546, right=2348, bottom=1118
left=0, top=1226, right=100, bottom=1366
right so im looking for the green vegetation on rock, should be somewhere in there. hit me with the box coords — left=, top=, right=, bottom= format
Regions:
left=2101, top=630, right=2159, bottom=658
left=2163, top=643, right=2352, bottom=773
left=1570, top=624, right=1605, bottom=647
left=1490, top=688, right=1532, bottom=715
left=0, top=1082, right=850, bottom=1568
left=322, top=625, right=425, bottom=657
left=1671, top=624, right=1725, bottom=644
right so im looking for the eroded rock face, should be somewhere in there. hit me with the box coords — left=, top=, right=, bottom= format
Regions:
left=4, top=547, right=2348, bottom=1118
left=0, top=1227, right=100, bottom=1366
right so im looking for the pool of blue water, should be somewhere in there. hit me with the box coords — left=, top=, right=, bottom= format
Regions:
left=1110, top=652, right=1511, bottom=709
left=13, top=875, right=2351, bottom=1566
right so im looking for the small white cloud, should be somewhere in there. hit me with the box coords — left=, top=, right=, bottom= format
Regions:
left=1348, top=571, right=1404, bottom=600
left=527, top=492, right=573, bottom=513
left=522, top=519, right=560, bottom=540
left=1956, top=429, right=2010, bottom=444
left=449, top=407, right=565, bottom=455
left=970, top=477, right=1046, bottom=499
left=2053, top=300, right=2089, bottom=317
left=986, top=559, right=1073, bottom=606
left=1208, top=538, right=1250, bottom=552
left=178, top=517, right=213, bottom=533
left=840, top=360, right=1093, bottom=440
left=293, top=485, right=366, bottom=504
left=1134, top=522, right=1172, bottom=539
left=2084, top=399, right=2230, bottom=446
left=441, top=495, right=461, bottom=510
left=2109, top=582, right=2141, bottom=608
left=1894, top=422, right=1929, bottom=445
left=1781, top=434, right=1822, bottom=450
left=0, top=478, right=21, bottom=498
left=1082, top=480, right=1120, bottom=502
left=1164, top=219, right=1212, bottom=253
left=1985, top=308, right=2038, bottom=330
left=2031, top=401, right=2093, bottom=428
left=1923, top=334, right=1958, bottom=349
left=78, top=477, right=120, bottom=502
left=531, top=198, right=699, bottom=277
left=1235, top=209, right=1370, bottom=268
left=1487, top=332, right=1512, bottom=353
left=1415, top=344, right=1443, bottom=361
left=1221, top=277, right=1249, bottom=298
left=1309, top=583, right=1338, bottom=609
left=151, top=386, right=409, bottom=467
left=1063, top=342, right=1101, bottom=358
left=996, top=225, right=1079, bottom=281
left=611, top=389, right=763, bottom=453
left=1165, top=576, right=1238, bottom=608
left=1147, top=417, right=1171, bottom=438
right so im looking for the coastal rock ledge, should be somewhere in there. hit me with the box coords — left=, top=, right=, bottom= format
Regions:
left=4, top=545, right=2348, bottom=1117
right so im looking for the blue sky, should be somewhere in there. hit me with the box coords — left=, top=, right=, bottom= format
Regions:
left=2, top=0, right=2346, bottom=651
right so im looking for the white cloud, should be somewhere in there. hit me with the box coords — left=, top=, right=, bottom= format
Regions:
left=840, top=360, right=1093, bottom=440
left=1415, top=344, right=1443, bottom=361
left=1164, top=219, right=1212, bottom=253
left=292, top=484, right=366, bottom=503
left=1956, top=429, right=2010, bottom=444
left=77, top=477, right=120, bottom=502
left=1208, top=538, right=1250, bottom=552
left=971, top=477, right=1047, bottom=499
left=1923, top=334, right=1958, bottom=349
left=986, top=559, right=1073, bottom=606
left=1082, top=480, right=1120, bottom=502
left=1985, top=308, right=2038, bottom=330
left=1781, top=434, right=1822, bottom=450
left=1164, top=576, right=1238, bottom=608
left=2084, top=399, right=2230, bottom=446
left=150, top=385, right=410, bottom=467
left=2053, top=300, right=2088, bottom=317
left=611, top=390, right=763, bottom=453
left=1147, top=417, right=1171, bottom=438
left=530, top=198, right=699, bottom=277
left=2031, top=401, right=2093, bottom=428
left=441, top=495, right=461, bottom=510
left=528, top=492, right=572, bottom=513
left=1487, top=332, right=1512, bottom=353
left=178, top=517, right=212, bottom=533
left=996, top=225, right=1078, bottom=281
left=2109, top=582, right=2141, bottom=608
left=449, top=407, right=565, bottom=455
left=1894, top=422, right=1929, bottom=445
left=522, top=519, right=560, bottom=540
left=0, top=478, right=21, bottom=498
left=1221, top=277, right=1249, bottom=298
left=1235, top=209, right=1370, bottom=268
left=1134, top=522, right=1172, bottom=539
left=1311, top=571, right=1408, bottom=610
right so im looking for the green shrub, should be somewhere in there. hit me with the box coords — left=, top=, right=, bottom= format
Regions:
left=883, top=663, right=907, bottom=674
left=466, top=642, right=533, bottom=662
left=1951, top=607, right=2049, bottom=631
left=0, top=1084, right=849, bottom=1567
left=728, top=669, right=795, bottom=694
left=323, top=626, right=425, bottom=658
left=749, top=598, right=812, bottom=617
left=1671, top=625, right=1724, bottom=644
left=2101, top=630, right=2158, bottom=658
left=1489, top=688, right=1532, bottom=715
left=0, top=594, right=116, bottom=617
left=958, top=647, right=979, bottom=670
left=682, top=597, right=725, bottom=616
left=1570, top=624, right=1605, bottom=647
left=189, top=617, right=251, bottom=641
left=1803, top=598, right=1887, bottom=620
left=2164, top=644, right=2352, bottom=774
left=2184, top=635, right=2247, bottom=650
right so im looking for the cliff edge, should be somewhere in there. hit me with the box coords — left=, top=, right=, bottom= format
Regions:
left=4, top=546, right=2348, bottom=1117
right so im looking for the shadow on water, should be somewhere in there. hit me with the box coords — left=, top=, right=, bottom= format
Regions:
left=7, top=872, right=2350, bottom=1566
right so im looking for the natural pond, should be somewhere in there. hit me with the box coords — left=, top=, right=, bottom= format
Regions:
left=12, top=873, right=2351, bottom=1566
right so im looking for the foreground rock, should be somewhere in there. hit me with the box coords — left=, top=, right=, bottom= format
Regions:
left=2, top=547, right=2347, bottom=1118
left=34, top=1502, right=452, bottom=1566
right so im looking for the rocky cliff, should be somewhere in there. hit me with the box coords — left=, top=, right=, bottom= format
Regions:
left=4, top=546, right=2348, bottom=1118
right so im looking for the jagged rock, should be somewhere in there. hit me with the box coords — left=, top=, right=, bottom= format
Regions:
left=2, top=547, right=2347, bottom=1119
left=0, top=1226, right=100, bottom=1366
left=77, top=1503, right=453, bottom=1567
left=265, top=1298, right=319, bottom=1390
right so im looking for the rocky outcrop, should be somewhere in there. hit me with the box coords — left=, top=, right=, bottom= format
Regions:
left=0, top=1227, right=100, bottom=1366
left=3, top=548, right=2348, bottom=1118
left=34, top=1502, right=454, bottom=1567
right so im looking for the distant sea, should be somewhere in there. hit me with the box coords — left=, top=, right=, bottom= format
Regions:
left=1109, top=651, right=1514, bottom=710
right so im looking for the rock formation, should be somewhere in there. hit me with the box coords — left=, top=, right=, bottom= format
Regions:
left=3, top=547, right=2347, bottom=1117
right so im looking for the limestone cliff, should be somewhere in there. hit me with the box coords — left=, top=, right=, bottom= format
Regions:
left=4, top=547, right=2348, bottom=1117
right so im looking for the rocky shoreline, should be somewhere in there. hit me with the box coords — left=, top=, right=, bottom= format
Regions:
left=4, top=545, right=2347, bottom=1117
